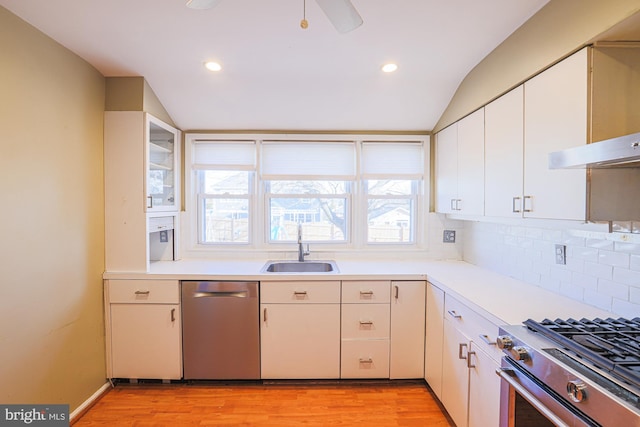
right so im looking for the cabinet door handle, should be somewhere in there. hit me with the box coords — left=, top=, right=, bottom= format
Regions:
left=394, top=285, right=399, bottom=300
left=359, top=358, right=373, bottom=364
left=134, top=290, right=150, bottom=295
left=456, top=199, right=462, bottom=211
left=263, top=308, right=267, bottom=322
left=467, top=350, right=476, bottom=368
left=170, top=308, right=176, bottom=322
left=458, top=343, right=468, bottom=360
left=478, top=334, right=497, bottom=345
left=450, top=199, right=456, bottom=211
left=147, top=196, right=153, bottom=209
left=447, top=310, right=462, bottom=319
left=512, top=196, right=521, bottom=213
left=523, top=195, right=533, bottom=212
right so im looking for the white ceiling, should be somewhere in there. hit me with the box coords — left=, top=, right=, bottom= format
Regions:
left=0, top=0, right=549, bottom=131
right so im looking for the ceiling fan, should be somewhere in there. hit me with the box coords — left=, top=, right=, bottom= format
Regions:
left=185, top=0, right=363, bottom=33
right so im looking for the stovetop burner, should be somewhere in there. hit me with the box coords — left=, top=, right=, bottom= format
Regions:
left=524, top=317, right=640, bottom=389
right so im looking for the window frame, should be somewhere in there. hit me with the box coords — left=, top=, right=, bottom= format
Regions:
left=264, top=180, right=352, bottom=244
left=196, top=169, right=254, bottom=245
left=183, top=133, right=430, bottom=255
left=364, top=179, right=420, bottom=245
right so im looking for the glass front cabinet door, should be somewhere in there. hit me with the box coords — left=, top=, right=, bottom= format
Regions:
left=145, top=115, right=179, bottom=212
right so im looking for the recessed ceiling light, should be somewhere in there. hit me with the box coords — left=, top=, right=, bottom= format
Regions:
left=381, top=63, right=398, bottom=73
left=205, top=61, right=222, bottom=72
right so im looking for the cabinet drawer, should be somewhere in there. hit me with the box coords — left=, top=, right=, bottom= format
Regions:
left=107, top=280, right=180, bottom=304
left=342, top=280, right=391, bottom=303
left=341, top=339, right=390, bottom=378
left=341, top=304, right=390, bottom=339
left=260, top=281, right=340, bottom=304
left=148, top=216, right=174, bottom=232
left=444, top=294, right=502, bottom=362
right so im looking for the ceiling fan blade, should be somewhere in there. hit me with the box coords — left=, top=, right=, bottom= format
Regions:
left=186, top=0, right=223, bottom=10
left=315, top=0, right=363, bottom=33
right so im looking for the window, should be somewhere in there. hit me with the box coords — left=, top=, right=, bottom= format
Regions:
left=361, top=142, right=424, bottom=244
left=185, top=134, right=428, bottom=251
left=198, top=170, right=251, bottom=243
left=267, top=180, right=349, bottom=242
left=262, top=142, right=355, bottom=243
left=190, top=141, right=256, bottom=244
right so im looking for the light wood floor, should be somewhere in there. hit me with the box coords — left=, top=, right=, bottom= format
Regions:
left=73, top=380, right=454, bottom=426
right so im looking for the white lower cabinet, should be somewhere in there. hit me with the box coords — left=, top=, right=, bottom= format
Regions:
left=341, top=281, right=391, bottom=378
left=442, top=318, right=471, bottom=427
left=439, top=293, right=502, bottom=427
left=468, top=342, right=501, bottom=427
left=260, top=281, right=341, bottom=379
left=105, top=279, right=182, bottom=380
left=390, top=281, right=425, bottom=379
left=425, top=282, right=445, bottom=399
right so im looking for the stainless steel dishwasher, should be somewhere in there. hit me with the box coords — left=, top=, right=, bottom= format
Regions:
left=181, top=281, right=260, bottom=380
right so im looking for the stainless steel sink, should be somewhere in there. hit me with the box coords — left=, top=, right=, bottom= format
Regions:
left=261, top=260, right=339, bottom=273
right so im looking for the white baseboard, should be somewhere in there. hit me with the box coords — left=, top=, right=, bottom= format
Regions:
left=70, top=381, right=112, bottom=423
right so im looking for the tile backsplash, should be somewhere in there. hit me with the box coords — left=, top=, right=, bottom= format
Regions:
left=462, top=220, right=640, bottom=318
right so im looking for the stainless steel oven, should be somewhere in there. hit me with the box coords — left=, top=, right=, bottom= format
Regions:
left=496, top=318, right=640, bottom=427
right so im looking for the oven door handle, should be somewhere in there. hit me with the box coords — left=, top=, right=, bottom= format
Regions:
left=496, top=368, right=571, bottom=427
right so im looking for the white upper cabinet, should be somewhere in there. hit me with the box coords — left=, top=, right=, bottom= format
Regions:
left=435, top=123, right=458, bottom=214
left=484, top=86, right=524, bottom=218
left=435, top=108, right=485, bottom=215
left=456, top=109, right=485, bottom=215
left=523, top=48, right=588, bottom=220
left=145, top=115, right=180, bottom=212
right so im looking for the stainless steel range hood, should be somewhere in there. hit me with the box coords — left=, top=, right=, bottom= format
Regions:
left=549, top=131, right=640, bottom=168
left=548, top=132, right=640, bottom=226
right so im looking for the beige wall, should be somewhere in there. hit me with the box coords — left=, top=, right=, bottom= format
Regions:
left=0, top=6, right=106, bottom=411
left=105, top=76, right=176, bottom=127
left=435, top=0, right=640, bottom=132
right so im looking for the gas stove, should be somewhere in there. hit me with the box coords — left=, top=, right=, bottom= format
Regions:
left=497, top=317, right=640, bottom=427
left=524, top=317, right=640, bottom=389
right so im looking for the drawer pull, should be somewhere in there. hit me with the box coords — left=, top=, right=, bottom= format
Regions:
left=134, top=290, right=150, bottom=295
left=458, top=343, right=468, bottom=360
left=359, top=290, right=374, bottom=297
left=478, top=334, right=497, bottom=345
left=467, top=351, right=476, bottom=368
left=359, top=320, right=374, bottom=326
left=447, top=310, right=462, bottom=319
left=293, top=291, right=308, bottom=297
left=359, top=358, right=373, bottom=364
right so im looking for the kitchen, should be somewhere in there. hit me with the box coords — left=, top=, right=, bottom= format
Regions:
left=1, top=1, right=640, bottom=426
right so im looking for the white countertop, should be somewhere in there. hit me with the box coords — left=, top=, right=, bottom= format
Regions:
left=104, top=259, right=614, bottom=327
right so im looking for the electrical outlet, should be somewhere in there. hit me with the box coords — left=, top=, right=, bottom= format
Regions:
left=159, top=230, right=169, bottom=243
left=443, top=230, right=456, bottom=243
left=555, top=244, right=566, bottom=265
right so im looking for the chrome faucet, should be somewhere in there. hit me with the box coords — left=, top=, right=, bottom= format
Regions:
left=297, top=224, right=310, bottom=262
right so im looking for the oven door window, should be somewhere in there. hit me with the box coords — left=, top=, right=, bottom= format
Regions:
left=499, top=358, right=600, bottom=427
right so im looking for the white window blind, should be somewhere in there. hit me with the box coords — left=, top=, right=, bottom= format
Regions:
left=261, top=142, right=356, bottom=179
left=192, top=140, right=256, bottom=170
left=361, top=142, right=424, bottom=178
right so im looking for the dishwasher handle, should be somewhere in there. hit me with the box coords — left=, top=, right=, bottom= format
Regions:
left=194, top=291, right=248, bottom=298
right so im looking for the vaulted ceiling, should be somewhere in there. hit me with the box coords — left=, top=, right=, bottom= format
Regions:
left=0, top=0, right=550, bottom=131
